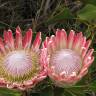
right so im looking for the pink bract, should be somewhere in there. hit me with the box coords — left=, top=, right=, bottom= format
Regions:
left=0, top=26, right=47, bottom=90
left=43, top=29, right=94, bottom=87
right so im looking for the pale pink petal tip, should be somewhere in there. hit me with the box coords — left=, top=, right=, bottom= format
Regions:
left=15, top=26, right=22, bottom=48
left=44, top=29, right=94, bottom=87
left=68, top=30, right=75, bottom=49
left=43, top=37, right=49, bottom=48
left=32, top=32, right=41, bottom=52
left=22, top=28, right=32, bottom=48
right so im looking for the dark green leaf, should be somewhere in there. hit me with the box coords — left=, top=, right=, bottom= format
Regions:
left=46, top=8, right=74, bottom=25
left=63, top=90, right=76, bottom=96
left=81, top=0, right=96, bottom=5
left=89, top=81, right=96, bottom=91
left=64, top=87, right=86, bottom=96
left=85, top=30, right=91, bottom=38
left=78, top=4, right=96, bottom=21
left=0, top=88, right=21, bottom=96
left=40, top=86, right=54, bottom=96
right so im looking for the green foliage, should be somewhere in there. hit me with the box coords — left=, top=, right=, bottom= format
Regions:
left=78, top=4, right=96, bottom=22
left=40, top=86, right=54, bottom=96
left=82, top=0, right=96, bottom=5
left=89, top=81, right=96, bottom=91
left=46, top=8, right=74, bottom=25
left=0, top=88, right=21, bottom=96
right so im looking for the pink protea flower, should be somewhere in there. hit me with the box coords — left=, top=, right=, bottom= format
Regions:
left=43, top=29, right=94, bottom=87
left=0, top=26, right=47, bottom=90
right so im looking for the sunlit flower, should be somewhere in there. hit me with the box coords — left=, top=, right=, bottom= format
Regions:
left=43, top=29, right=94, bottom=87
left=0, top=27, right=47, bottom=90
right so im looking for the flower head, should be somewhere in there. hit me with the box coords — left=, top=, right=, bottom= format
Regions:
left=0, top=27, right=47, bottom=90
left=43, top=29, right=94, bottom=87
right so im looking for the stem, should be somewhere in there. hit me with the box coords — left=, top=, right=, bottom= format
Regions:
left=21, top=90, right=30, bottom=96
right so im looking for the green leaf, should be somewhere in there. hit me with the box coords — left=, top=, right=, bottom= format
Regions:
left=0, top=88, right=21, bottom=96
left=30, top=93, right=40, bottom=96
left=81, top=0, right=96, bottom=5
left=89, top=80, right=96, bottom=91
left=64, top=86, right=86, bottom=96
left=63, top=90, right=76, bottom=96
left=90, top=47, right=96, bottom=73
left=78, top=4, right=96, bottom=22
left=93, top=44, right=96, bottom=51
left=46, top=8, right=74, bottom=25
left=40, top=86, right=54, bottom=96
left=84, top=30, right=91, bottom=39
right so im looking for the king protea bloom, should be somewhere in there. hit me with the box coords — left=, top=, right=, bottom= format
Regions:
left=0, top=27, right=47, bottom=90
left=43, top=29, right=94, bottom=87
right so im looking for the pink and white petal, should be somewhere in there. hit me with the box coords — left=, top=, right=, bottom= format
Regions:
left=15, top=26, right=22, bottom=49
left=48, top=66, right=56, bottom=75
left=40, top=48, right=48, bottom=68
left=87, top=56, right=94, bottom=66
left=73, top=32, right=83, bottom=52
left=7, top=83, right=15, bottom=89
left=59, top=72, right=77, bottom=83
left=85, top=40, right=91, bottom=49
left=18, top=86, right=26, bottom=90
left=14, top=84, right=26, bottom=90
left=7, top=29, right=14, bottom=49
left=60, top=78, right=76, bottom=84
left=56, top=29, right=60, bottom=39
left=59, top=71, right=66, bottom=78
left=40, top=49, right=48, bottom=68
left=50, top=36, right=57, bottom=53
left=79, top=37, right=86, bottom=54
left=82, top=49, right=94, bottom=68
left=50, top=73, right=60, bottom=81
left=4, top=31, right=11, bottom=50
left=22, top=29, right=32, bottom=49
left=42, top=37, right=53, bottom=56
left=82, top=40, right=91, bottom=58
left=50, top=35, right=55, bottom=41
left=59, top=29, right=67, bottom=48
left=55, top=29, right=67, bottom=49
left=0, top=78, right=6, bottom=87
left=42, top=37, right=49, bottom=48
left=84, top=49, right=94, bottom=61
left=0, top=84, right=6, bottom=88
left=67, top=76, right=81, bottom=85
left=36, top=75, right=47, bottom=82
left=78, top=67, right=88, bottom=79
left=68, top=30, right=75, bottom=49
left=46, top=40, right=54, bottom=55
left=55, top=29, right=61, bottom=48
left=50, top=35, right=56, bottom=45
left=0, top=37, right=5, bottom=53
left=57, top=75, right=78, bottom=86
left=23, top=80, right=33, bottom=86
left=32, top=32, right=41, bottom=52
left=48, top=67, right=60, bottom=81
left=83, top=56, right=94, bottom=68
left=12, top=82, right=26, bottom=90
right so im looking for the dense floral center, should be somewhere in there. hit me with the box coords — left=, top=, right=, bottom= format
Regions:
left=2, top=50, right=39, bottom=82
left=4, top=51, right=32, bottom=77
left=50, top=49, right=82, bottom=76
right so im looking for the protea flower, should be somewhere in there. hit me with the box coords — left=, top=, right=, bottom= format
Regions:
left=0, top=27, right=47, bottom=90
left=43, top=29, right=94, bottom=87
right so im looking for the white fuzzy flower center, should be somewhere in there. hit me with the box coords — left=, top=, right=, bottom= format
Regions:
left=4, top=51, right=32, bottom=77
left=50, top=49, right=82, bottom=76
